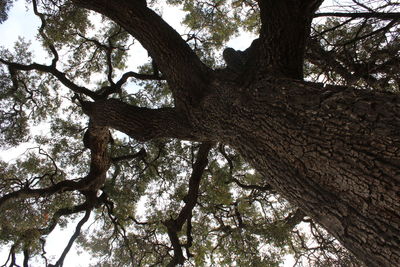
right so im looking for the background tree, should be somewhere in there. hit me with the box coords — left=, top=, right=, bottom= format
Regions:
left=0, top=0, right=399, bottom=266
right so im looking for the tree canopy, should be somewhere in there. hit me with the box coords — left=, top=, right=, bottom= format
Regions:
left=0, top=0, right=399, bottom=266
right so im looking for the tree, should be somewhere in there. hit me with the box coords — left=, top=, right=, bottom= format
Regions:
left=0, top=0, right=399, bottom=266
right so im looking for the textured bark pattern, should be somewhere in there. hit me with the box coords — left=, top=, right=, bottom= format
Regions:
left=82, top=99, right=198, bottom=141
left=258, top=1, right=323, bottom=79
left=82, top=76, right=400, bottom=266
left=70, top=1, right=400, bottom=265
left=196, top=78, right=400, bottom=266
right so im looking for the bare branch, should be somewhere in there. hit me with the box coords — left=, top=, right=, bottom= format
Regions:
left=49, top=209, right=91, bottom=267
left=314, top=12, right=400, bottom=20
left=0, top=59, right=99, bottom=100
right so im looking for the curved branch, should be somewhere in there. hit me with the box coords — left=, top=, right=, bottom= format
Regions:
left=39, top=201, right=92, bottom=235
left=50, top=208, right=91, bottom=267
left=0, top=124, right=111, bottom=209
left=0, top=59, right=99, bottom=100
left=72, top=0, right=211, bottom=104
left=0, top=179, right=81, bottom=210
left=32, top=0, right=59, bottom=67
left=164, top=142, right=213, bottom=267
left=99, top=71, right=165, bottom=98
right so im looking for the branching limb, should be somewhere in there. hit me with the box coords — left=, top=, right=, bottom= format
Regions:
left=0, top=123, right=111, bottom=209
left=71, top=0, right=212, bottom=105
left=32, top=0, right=59, bottom=67
left=102, top=196, right=136, bottom=265
left=164, top=142, right=213, bottom=266
left=1, top=245, right=16, bottom=267
left=0, top=179, right=82, bottom=210
left=338, top=19, right=398, bottom=46
left=39, top=201, right=93, bottom=235
left=0, top=59, right=98, bottom=100
left=99, top=71, right=165, bottom=98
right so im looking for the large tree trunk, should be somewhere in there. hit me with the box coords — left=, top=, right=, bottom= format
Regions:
left=218, top=78, right=400, bottom=267
left=86, top=77, right=400, bottom=266
left=72, top=0, right=400, bottom=265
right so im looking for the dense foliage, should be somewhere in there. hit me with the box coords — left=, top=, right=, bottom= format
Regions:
left=0, top=0, right=399, bottom=266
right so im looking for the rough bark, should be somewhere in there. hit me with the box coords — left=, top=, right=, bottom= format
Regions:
left=87, top=77, right=400, bottom=267
left=257, top=0, right=323, bottom=79
left=68, top=0, right=400, bottom=266
left=81, top=99, right=199, bottom=142
left=223, top=79, right=400, bottom=267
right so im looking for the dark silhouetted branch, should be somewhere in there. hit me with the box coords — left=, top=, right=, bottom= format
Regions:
left=164, top=142, right=213, bottom=267
left=314, top=12, right=400, bottom=20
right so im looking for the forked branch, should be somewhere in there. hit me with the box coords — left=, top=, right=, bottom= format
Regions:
left=164, top=142, right=213, bottom=266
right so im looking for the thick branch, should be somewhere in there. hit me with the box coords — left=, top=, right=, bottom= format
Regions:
left=0, top=180, right=81, bottom=210
left=0, top=123, right=111, bottom=209
left=258, top=0, right=323, bottom=79
left=81, top=99, right=201, bottom=142
left=72, top=0, right=211, bottom=104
